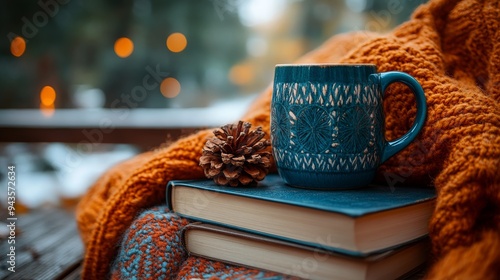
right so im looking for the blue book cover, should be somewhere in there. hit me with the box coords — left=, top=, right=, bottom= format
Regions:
left=167, top=174, right=435, bottom=256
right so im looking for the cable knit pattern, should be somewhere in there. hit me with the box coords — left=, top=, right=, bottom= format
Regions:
left=76, top=0, right=500, bottom=279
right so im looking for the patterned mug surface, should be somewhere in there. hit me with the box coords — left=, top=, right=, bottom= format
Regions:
left=271, top=64, right=427, bottom=189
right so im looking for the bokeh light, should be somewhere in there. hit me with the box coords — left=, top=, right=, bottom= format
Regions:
left=114, top=37, right=134, bottom=58
left=40, top=86, right=56, bottom=106
left=160, top=77, right=181, bottom=98
left=10, top=36, right=26, bottom=57
left=228, top=63, right=255, bottom=86
left=166, top=33, right=187, bottom=53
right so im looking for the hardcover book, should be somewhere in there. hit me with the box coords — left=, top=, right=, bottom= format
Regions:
left=167, top=174, right=435, bottom=255
left=182, top=223, right=429, bottom=280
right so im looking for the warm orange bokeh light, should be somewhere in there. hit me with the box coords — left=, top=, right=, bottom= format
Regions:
left=160, top=77, right=181, bottom=98
left=10, top=36, right=26, bottom=57
left=229, top=64, right=255, bottom=86
left=114, top=37, right=134, bottom=58
left=166, top=33, right=187, bottom=53
left=40, top=86, right=56, bottom=106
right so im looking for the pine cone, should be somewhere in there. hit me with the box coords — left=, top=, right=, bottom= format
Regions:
left=200, top=121, right=271, bottom=187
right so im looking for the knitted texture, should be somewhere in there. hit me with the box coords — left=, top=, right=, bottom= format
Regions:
left=110, top=206, right=297, bottom=280
left=109, top=207, right=189, bottom=279
left=76, top=0, right=500, bottom=279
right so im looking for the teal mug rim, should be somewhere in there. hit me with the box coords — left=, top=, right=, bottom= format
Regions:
left=275, top=63, right=377, bottom=67
left=274, top=63, right=378, bottom=83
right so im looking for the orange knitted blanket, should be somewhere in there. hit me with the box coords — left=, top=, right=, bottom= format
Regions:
left=76, top=0, right=500, bottom=279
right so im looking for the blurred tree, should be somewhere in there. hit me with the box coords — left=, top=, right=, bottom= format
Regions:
left=1, top=0, right=247, bottom=109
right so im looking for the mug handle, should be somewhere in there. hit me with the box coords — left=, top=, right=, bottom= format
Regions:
left=372, top=71, right=427, bottom=163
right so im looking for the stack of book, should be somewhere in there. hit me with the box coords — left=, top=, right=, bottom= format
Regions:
left=166, top=174, right=435, bottom=280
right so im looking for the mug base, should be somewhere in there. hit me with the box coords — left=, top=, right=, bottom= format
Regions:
left=277, top=168, right=376, bottom=190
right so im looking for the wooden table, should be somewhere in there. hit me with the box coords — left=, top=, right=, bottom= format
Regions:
left=0, top=208, right=83, bottom=280
left=0, top=108, right=246, bottom=150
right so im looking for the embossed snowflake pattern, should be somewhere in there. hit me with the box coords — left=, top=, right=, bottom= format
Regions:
left=271, top=103, right=290, bottom=149
left=338, top=107, right=372, bottom=153
left=295, top=106, right=333, bottom=153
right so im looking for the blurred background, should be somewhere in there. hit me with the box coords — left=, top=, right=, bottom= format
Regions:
left=0, top=0, right=424, bottom=211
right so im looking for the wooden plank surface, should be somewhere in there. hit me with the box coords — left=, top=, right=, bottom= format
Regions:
left=0, top=108, right=248, bottom=150
left=60, top=264, right=82, bottom=280
left=0, top=126, right=199, bottom=151
left=0, top=208, right=83, bottom=280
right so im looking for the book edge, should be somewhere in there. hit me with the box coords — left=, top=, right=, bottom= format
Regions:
left=181, top=223, right=429, bottom=279
left=168, top=178, right=432, bottom=255
left=167, top=177, right=436, bottom=217
left=181, top=223, right=412, bottom=261
left=178, top=213, right=428, bottom=257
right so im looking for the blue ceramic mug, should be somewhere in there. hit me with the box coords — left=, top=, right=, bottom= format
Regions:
left=270, top=64, right=427, bottom=189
